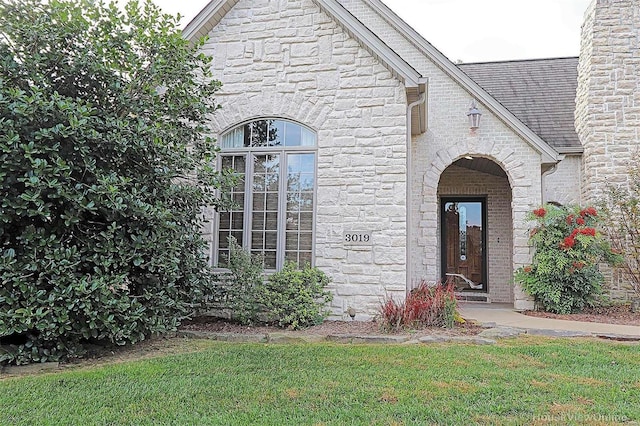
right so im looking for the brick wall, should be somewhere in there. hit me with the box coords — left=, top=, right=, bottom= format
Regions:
left=200, top=0, right=408, bottom=318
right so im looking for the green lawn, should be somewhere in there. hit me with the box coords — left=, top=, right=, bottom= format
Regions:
left=1, top=337, right=638, bottom=425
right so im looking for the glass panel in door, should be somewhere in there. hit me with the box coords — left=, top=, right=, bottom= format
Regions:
left=442, top=200, right=485, bottom=291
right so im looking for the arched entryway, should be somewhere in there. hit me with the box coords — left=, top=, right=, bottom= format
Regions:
left=437, top=157, right=513, bottom=303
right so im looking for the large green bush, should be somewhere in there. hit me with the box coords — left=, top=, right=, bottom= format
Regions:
left=515, top=205, right=621, bottom=314
left=0, top=0, right=232, bottom=364
left=261, top=262, right=333, bottom=329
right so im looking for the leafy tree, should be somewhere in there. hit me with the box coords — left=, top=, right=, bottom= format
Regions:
left=0, top=0, right=231, bottom=364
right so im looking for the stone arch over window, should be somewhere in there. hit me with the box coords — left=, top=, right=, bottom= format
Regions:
left=215, top=118, right=318, bottom=270
left=210, top=92, right=333, bottom=139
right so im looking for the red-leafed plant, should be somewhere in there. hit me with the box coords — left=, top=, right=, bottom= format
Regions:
left=378, top=281, right=458, bottom=331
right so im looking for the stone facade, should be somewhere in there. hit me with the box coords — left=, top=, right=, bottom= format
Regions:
left=200, top=0, right=408, bottom=318
left=576, top=0, right=640, bottom=300
left=577, top=0, right=640, bottom=203
left=192, top=0, right=640, bottom=315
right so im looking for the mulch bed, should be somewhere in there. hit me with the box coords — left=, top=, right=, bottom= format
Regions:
left=180, top=317, right=483, bottom=337
left=524, top=304, right=640, bottom=326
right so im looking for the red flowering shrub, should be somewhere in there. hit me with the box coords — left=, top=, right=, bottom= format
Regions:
left=515, top=204, right=620, bottom=313
left=533, top=208, right=547, bottom=218
left=378, top=281, right=458, bottom=331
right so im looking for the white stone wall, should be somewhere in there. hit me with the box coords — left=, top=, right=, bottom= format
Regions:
left=577, top=0, right=640, bottom=203
left=341, top=0, right=545, bottom=308
left=201, top=0, right=408, bottom=318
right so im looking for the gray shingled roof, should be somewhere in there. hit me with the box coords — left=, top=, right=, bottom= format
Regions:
left=458, top=57, right=581, bottom=152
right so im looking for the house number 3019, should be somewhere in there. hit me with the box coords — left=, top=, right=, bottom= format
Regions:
left=343, top=232, right=373, bottom=246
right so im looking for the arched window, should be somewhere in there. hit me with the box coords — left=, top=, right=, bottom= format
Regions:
left=216, top=118, right=317, bottom=270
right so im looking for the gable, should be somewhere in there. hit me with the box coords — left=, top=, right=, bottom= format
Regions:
left=185, top=0, right=563, bottom=164
left=340, top=0, right=563, bottom=164
left=184, top=0, right=427, bottom=134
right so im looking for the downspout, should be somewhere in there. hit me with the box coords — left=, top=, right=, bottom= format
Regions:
left=406, top=92, right=426, bottom=293
left=541, top=163, right=559, bottom=205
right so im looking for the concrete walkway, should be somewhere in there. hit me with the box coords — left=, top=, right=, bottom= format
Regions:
left=460, top=303, right=640, bottom=339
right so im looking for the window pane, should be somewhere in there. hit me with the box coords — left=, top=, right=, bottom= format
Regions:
left=221, top=128, right=244, bottom=149
left=265, top=232, right=277, bottom=250
left=218, top=250, right=230, bottom=265
left=299, top=212, right=313, bottom=230
left=218, top=232, right=230, bottom=248
left=285, top=251, right=298, bottom=263
left=251, top=232, right=264, bottom=248
left=252, top=212, right=264, bottom=229
left=269, top=120, right=284, bottom=147
left=286, top=212, right=299, bottom=230
left=299, top=192, right=313, bottom=211
left=284, top=121, right=301, bottom=146
left=265, top=212, right=278, bottom=229
left=231, top=231, right=243, bottom=244
left=299, top=232, right=312, bottom=250
left=266, top=192, right=279, bottom=211
left=301, top=127, right=315, bottom=147
left=247, top=120, right=268, bottom=147
left=299, top=251, right=312, bottom=265
left=263, top=251, right=277, bottom=269
left=233, top=193, right=244, bottom=206
left=219, top=212, right=230, bottom=229
left=253, top=193, right=265, bottom=210
left=231, top=212, right=244, bottom=229
left=285, top=232, right=298, bottom=250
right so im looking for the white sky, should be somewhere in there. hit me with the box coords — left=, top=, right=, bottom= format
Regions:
left=154, top=0, right=592, bottom=63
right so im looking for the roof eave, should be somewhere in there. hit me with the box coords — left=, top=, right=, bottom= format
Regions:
left=182, top=0, right=240, bottom=44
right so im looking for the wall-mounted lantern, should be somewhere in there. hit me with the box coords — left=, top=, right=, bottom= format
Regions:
left=467, top=100, right=482, bottom=130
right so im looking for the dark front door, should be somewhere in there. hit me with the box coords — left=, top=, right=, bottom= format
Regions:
left=441, top=198, right=487, bottom=292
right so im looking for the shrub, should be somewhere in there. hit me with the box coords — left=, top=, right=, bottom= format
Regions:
left=0, top=0, right=232, bottom=365
left=213, top=245, right=333, bottom=329
left=600, top=166, right=640, bottom=298
left=259, top=262, right=333, bottom=330
left=378, top=281, right=458, bottom=331
left=215, top=237, right=265, bottom=325
left=515, top=204, right=621, bottom=314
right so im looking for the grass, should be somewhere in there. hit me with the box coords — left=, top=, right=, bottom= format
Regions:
left=1, top=336, right=639, bottom=425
